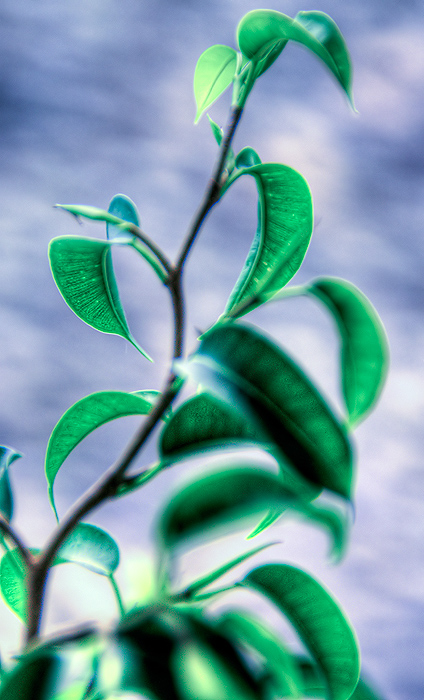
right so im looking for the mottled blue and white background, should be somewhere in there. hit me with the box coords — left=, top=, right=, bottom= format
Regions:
left=1, top=1, right=423, bottom=698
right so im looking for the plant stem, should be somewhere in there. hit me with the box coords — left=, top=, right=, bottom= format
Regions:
left=25, top=102, right=244, bottom=646
left=175, top=105, right=243, bottom=272
left=109, top=573, right=125, bottom=618
left=0, top=516, right=32, bottom=566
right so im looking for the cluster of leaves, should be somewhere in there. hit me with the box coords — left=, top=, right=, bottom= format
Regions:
left=0, top=9, right=388, bottom=700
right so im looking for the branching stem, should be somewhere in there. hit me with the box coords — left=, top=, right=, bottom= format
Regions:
left=25, top=101, right=245, bottom=645
left=0, top=516, right=32, bottom=566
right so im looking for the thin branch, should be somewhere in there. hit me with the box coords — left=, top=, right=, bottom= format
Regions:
left=175, top=105, right=244, bottom=272
left=0, top=516, right=32, bottom=566
left=126, top=223, right=173, bottom=275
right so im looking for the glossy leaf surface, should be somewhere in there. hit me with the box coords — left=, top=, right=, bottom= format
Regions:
left=194, top=45, right=238, bottom=123
left=308, top=278, right=389, bottom=426
left=237, top=10, right=353, bottom=105
left=0, top=548, right=28, bottom=621
left=106, top=193, right=140, bottom=241
left=158, top=466, right=345, bottom=556
left=0, top=446, right=21, bottom=522
left=218, top=610, right=303, bottom=698
left=187, top=324, right=353, bottom=499
left=45, top=390, right=154, bottom=517
left=160, top=392, right=265, bottom=465
left=244, top=564, right=360, bottom=700
left=49, top=236, right=151, bottom=359
left=223, top=164, right=313, bottom=317
left=56, top=523, right=120, bottom=575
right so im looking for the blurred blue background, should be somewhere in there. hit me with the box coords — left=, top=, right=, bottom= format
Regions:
left=0, top=1, right=423, bottom=698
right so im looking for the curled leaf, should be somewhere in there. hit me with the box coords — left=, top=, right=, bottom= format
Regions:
left=186, top=323, right=354, bottom=499
left=49, top=235, right=152, bottom=360
left=106, top=193, right=140, bottom=241
left=194, top=45, right=238, bottom=123
left=0, top=446, right=21, bottom=522
left=45, top=390, right=155, bottom=518
left=243, top=564, right=360, bottom=700
left=223, top=163, right=313, bottom=318
left=308, top=278, right=389, bottom=426
left=56, top=523, right=120, bottom=576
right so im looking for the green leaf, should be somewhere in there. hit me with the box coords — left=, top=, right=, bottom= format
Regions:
left=56, top=523, right=120, bottom=576
left=178, top=543, right=275, bottom=599
left=194, top=45, right=238, bottom=123
left=159, top=392, right=265, bottom=465
left=0, top=446, right=21, bottom=522
left=208, top=115, right=224, bottom=146
left=234, top=147, right=261, bottom=169
left=158, top=466, right=346, bottom=557
left=185, top=323, right=354, bottom=499
left=49, top=236, right=152, bottom=360
left=289, top=660, right=385, bottom=700
left=223, top=164, right=313, bottom=317
left=237, top=10, right=354, bottom=106
left=106, top=193, right=140, bottom=241
left=116, top=605, right=261, bottom=700
left=0, top=650, right=61, bottom=700
left=243, top=564, right=360, bottom=700
left=55, top=204, right=133, bottom=229
left=307, top=278, right=389, bottom=427
left=217, top=610, right=303, bottom=698
left=45, top=390, right=155, bottom=518
left=0, top=548, right=28, bottom=621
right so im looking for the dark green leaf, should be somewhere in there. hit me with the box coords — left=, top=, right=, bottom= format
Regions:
left=106, top=193, right=140, bottom=241
left=194, top=45, right=238, bottom=123
left=116, top=605, right=261, bottom=700
left=158, top=466, right=346, bottom=556
left=217, top=610, right=303, bottom=698
left=246, top=508, right=283, bottom=539
left=0, top=548, right=28, bottom=621
left=308, top=278, right=389, bottom=427
left=236, top=10, right=354, bottom=105
left=179, top=543, right=275, bottom=599
left=45, top=390, right=155, bottom=518
left=223, top=164, right=313, bottom=317
left=186, top=323, right=354, bottom=499
left=49, top=236, right=152, bottom=360
left=0, top=650, right=61, bottom=700
left=159, top=392, right=265, bottom=465
left=56, top=523, right=120, bottom=576
left=0, top=446, right=21, bottom=522
left=243, top=564, right=360, bottom=700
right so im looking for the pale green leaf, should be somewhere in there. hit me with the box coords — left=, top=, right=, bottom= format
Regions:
left=307, top=278, right=389, bottom=427
left=55, top=204, right=132, bottom=229
left=49, top=236, right=152, bottom=359
left=243, top=564, right=360, bottom=700
left=45, top=390, right=155, bottom=518
left=56, top=523, right=120, bottom=576
left=194, top=45, right=238, bottom=123
left=106, top=193, right=140, bottom=241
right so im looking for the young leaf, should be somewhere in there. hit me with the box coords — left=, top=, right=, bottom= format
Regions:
left=49, top=236, right=152, bottom=360
left=208, top=115, right=224, bottom=145
left=307, top=278, right=389, bottom=427
left=159, top=392, right=265, bottom=465
left=234, top=147, right=261, bottom=169
left=0, top=446, right=21, bottom=522
left=223, top=164, right=313, bottom=317
left=178, top=543, right=275, bottom=599
left=158, top=466, right=346, bottom=556
left=56, top=523, right=120, bottom=576
left=45, top=390, right=155, bottom=518
left=55, top=204, right=134, bottom=228
left=106, top=193, right=140, bottom=241
left=194, top=45, right=238, bottom=123
left=217, top=610, right=303, bottom=698
left=243, top=564, right=360, bottom=700
left=0, top=548, right=28, bottom=621
left=185, top=323, right=354, bottom=499
left=236, top=10, right=354, bottom=106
